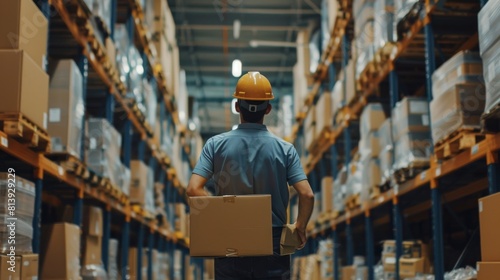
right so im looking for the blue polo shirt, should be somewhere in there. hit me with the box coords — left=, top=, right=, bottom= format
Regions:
left=192, top=123, right=308, bottom=227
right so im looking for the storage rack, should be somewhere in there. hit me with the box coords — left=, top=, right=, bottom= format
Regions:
left=288, top=0, right=499, bottom=280
left=0, top=0, right=201, bottom=279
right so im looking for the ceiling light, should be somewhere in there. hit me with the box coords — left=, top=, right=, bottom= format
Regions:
left=232, top=59, right=242, bottom=77
left=233, top=20, right=241, bottom=39
left=249, top=40, right=298, bottom=48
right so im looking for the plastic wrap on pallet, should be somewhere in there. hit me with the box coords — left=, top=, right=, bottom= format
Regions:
left=355, top=20, right=376, bottom=79
left=359, top=130, right=381, bottom=158
left=81, top=264, right=108, bottom=280
left=321, top=0, right=339, bottom=51
left=87, top=118, right=123, bottom=187
left=482, top=38, right=500, bottom=113
left=391, top=97, right=430, bottom=142
left=143, top=79, right=158, bottom=129
left=354, top=0, right=375, bottom=36
left=431, top=51, right=484, bottom=99
left=444, top=266, right=477, bottom=280
left=430, top=84, right=485, bottom=145
left=378, top=119, right=393, bottom=184
left=360, top=155, right=381, bottom=202
left=119, top=164, right=131, bottom=196
left=394, top=0, right=420, bottom=26
left=108, top=239, right=119, bottom=280
left=393, top=132, right=432, bottom=171
left=0, top=174, right=35, bottom=221
left=48, top=59, right=84, bottom=158
left=374, top=0, right=396, bottom=49
left=478, top=0, right=500, bottom=55
left=309, top=30, right=322, bottom=74
left=345, top=162, right=363, bottom=200
left=0, top=215, right=33, bottom=253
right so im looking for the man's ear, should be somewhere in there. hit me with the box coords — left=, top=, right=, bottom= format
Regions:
left=235, top=101, right=241, bottom=113
left=265, top=103, right=272, bottom=115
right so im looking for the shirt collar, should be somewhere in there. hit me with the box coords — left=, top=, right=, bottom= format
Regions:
left=237, top=123, right=268, bottom=131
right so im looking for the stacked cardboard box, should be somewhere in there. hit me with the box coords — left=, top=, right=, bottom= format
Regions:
left=477, top=193, right=500, bottom=279
left=304, top=106, right=317, bottom=151
left=382, top=240, right=431, bottom=279
left=293, top=30, right=314, bottom=116
left=130, top=160, right=155, bottom=214
left=129, top=247, right=149, bottom=280
left=353, top=0, right=376, bottom=79
left=47, top=59, right=84, bottom=158
left=430, top=51, right=485, bottom=144
left=81, top=206, right=104, bottom=268
left=41, top=223, right=81, bottom=279
left=342, top=256, right=369, bottom=280
left=299, top=254, right=321, bottom=280
left=321, top=177, right=334, bottom=213
left=0, top=0, right=49, bottom=131
left=378, top=119, right=393, bottom=185
left=157, top=252, right=170, bottom=280
left=381, top=240, right=397, bottom=280
left=478, top=0, right=500, bottom=114
left=345, top=160, right=363, bottom=206
left=332, top=60, right=357, bottom=115
left=315, top=92, right=333, bottom=139
left=0, top=174, right=36, bottom=254
left=0, top=253, right=38, bottom=280
left=391, top=97, right=432, bottom=171
left=359, top=103, right=386, bottom=158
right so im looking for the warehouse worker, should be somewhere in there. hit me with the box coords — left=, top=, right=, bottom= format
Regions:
left=187, top=71, right=314, bottom=280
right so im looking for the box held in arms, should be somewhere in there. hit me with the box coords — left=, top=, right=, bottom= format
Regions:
left=477, top=262, right=500, bottom=280
left=47, top=59, right=84, bottom=158
left=0, top=50, right=49, bottom=130
left=0, top=174, right=35, bottom=254
left=479, top=192, right=500, bottom=262
left=189, top=195, right=273, bottom=257
left=430, top=83, right=485, bottom=145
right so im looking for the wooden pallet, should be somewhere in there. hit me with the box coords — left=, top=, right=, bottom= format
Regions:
left=345, top=194, right=361, bottom=210
left=378, top=179, right=392, bottom=194
left=46, top=153, right=89, bottom=179
left=481, top=102, right=500, bottom=133
left=0, top=113, right=50, bottom=152
left=392, top=160, right=429, bottom=184
left=434, top=129, right=485, bottom=160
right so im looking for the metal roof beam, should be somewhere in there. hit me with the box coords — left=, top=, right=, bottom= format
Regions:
left=171, top=7, right=318, bottom=15
left=177, top=24, right=306, bottom=32
left=183, top=66, right=293, bottom=72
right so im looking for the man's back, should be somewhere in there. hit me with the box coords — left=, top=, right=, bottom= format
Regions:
left=193, top=123, right=306, bottom=227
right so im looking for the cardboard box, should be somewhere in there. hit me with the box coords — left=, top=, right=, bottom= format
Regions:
left=280, top=224, right=302, bottom=255
left=342, top=266, right=356, bottom=280
left=189, top=195, right=273, bottom=257
left=0, top=0, right=48, bottom=67
left=392, top=97, right=430, bottom=142
left=82, top=235, right=102, bottom=266
left=382, top=252, right=396, bottom=272
left=479, top=193, right=500, bottom=261
left=477, top=262, right=500, bottom=280
left=360, top=103, right=386, bottom=137
left=0, top=50, right=49, bottom=129
left=0, top=255, right=21, bottom=280
left=399, top=258, right=428, bottom=279
left=129, top=248, right=138, bottom=279
left=321, top=176, right=333, bottom=212
left=105, top=37, right=116, bottom=68
left=19, top=254, right=38, bottom=280
left=40, top=223, right=80, bottom=280
left=130, top=160, right=149, bottom=205
left=83, top=205, right=103, bottom=237
left=359, top=130, right=381, bottom=157
left=315, top=92, right=333, bottom=138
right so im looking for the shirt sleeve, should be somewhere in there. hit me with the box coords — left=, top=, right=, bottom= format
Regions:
left=286, top=146, right=308, bottom=185
left=192, top=138, right=214, bottom=179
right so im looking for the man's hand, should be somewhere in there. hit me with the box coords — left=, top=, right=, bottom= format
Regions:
left=295, top=222, right=307, bottom=250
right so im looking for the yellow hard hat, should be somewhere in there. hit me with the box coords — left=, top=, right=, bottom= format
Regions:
left=233, top=72, right=274, bottom=101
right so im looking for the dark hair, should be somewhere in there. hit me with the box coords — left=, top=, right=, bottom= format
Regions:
left=238, top=100, right=268, bottom=123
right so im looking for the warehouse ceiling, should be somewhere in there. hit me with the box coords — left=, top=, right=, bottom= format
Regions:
left=167, top=0, right=321, bottom=138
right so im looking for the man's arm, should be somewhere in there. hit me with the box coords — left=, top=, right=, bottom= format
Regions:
left=187, top=174, right=210, bottom=196
left=292, top=179, right=314, bottom=249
